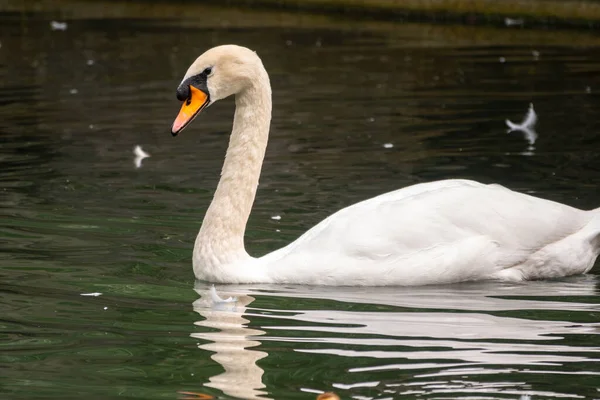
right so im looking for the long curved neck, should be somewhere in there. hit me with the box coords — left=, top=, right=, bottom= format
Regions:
left=194, top=70, right=272, bottom=271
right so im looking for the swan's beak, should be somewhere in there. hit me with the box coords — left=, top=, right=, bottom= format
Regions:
left=171, top=85, right=209, bottom=136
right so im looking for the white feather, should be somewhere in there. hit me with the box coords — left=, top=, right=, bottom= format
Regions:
left=210, top=285, right=237, bottom=303
left=506, top=103, right=538, bottom=146
left=133, top=145, right=150, bottom=168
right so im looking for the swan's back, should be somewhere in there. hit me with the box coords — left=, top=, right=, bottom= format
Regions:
left=263, top=179, right=596, bottom=285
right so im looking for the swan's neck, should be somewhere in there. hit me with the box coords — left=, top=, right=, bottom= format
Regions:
left=194, top=71, right=272, bottom=273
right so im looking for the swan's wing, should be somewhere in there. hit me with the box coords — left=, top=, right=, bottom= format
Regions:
left=266, top=180, right=590, bottom=285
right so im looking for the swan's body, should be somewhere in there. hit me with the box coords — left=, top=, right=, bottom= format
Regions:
left=171, top=45, right=600, bottom=286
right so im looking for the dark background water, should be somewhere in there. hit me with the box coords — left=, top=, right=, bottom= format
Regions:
left=1, top=3, right=600, bottom=399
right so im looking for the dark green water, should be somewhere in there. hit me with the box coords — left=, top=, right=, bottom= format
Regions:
left=2, top=6, right=600, bottom=400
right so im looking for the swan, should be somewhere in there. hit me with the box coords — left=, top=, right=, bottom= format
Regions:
left=171, top=44, right=600, bottom=286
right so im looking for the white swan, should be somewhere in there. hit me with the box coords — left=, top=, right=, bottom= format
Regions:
left=171, top=45, right=600, bottom=286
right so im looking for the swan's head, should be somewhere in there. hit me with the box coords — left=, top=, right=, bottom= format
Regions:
left=171, top=44, right=263, bottom=136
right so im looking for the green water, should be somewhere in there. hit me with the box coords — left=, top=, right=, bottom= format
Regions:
left=1, top=5, right=600, bottom=400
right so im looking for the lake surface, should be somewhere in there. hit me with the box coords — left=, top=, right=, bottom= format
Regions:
left=2, top=4, right=600, bottom=400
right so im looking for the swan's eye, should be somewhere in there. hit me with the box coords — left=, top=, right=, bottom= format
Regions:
left=204, top=67, right=212, bottom=76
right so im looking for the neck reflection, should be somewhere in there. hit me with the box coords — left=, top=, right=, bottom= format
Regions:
left=191, top=284, right=269, bottom=400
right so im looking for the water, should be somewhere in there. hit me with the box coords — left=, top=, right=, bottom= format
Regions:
left=2, top=4, right=600, bottom=399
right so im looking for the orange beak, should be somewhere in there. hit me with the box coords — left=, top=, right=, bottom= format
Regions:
left=171, top=85, right=209, bottom=136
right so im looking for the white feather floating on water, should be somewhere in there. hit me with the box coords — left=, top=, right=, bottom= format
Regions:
left=210, top=285, right=237, bottom=304
left=504, top=17, right=524, bottom=27
left=50, top=21, right=68, bottom=31
left=505, top=103, right=538, bottom=146
left=80, top=292, right=102, bottom=297
left=133, top=145, right=150, bottom=168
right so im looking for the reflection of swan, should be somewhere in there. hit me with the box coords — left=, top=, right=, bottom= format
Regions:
left=189, top=279, right=599, bottom=399
left=259, top=276, right=600, bottom=312
left=171, top=45, right=600, bottom=286
left=191, top=285, right=269, bottom=400
left=242, top=278, right=600, bottom=366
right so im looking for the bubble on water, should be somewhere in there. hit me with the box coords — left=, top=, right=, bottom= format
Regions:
left=383, top=143, right=394, bottom=149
